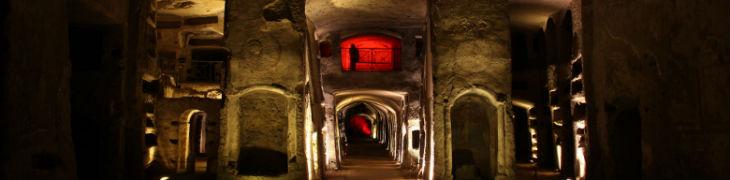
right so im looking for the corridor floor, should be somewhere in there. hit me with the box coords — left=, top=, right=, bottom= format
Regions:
left=326, top=139, right=418, bottom=180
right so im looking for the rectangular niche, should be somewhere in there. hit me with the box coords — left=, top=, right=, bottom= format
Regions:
left=571, top=80, right=584, bottom=95
left=411, top=130, right=421, bottom=149
left=571, top=57, right=583, bottom=78
left=340, top=34, right=401, bottom=72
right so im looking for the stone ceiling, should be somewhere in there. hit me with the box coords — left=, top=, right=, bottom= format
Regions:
left=305, top=0, right=427, bottom=37
left=509, top=0, right=571, bottom=28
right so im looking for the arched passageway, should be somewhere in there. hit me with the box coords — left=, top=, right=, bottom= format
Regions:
left=325, top=92, right=418, bottom=179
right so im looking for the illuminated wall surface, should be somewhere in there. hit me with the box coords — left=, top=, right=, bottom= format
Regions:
left=349, top=115, right=372, bottom=137
left=340, top=34, right=401, bottom=72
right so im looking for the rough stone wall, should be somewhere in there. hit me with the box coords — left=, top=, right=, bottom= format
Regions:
left=141, top=0, right=228, bottom=176
left=581, top=0, right=730, bottom=179
left=0, top=0, right=6, bottom=175
left=68, top=0, right=129, bottom=24
left=153, top=98, right=221, bottom=172
left=148, top=0, right=226, bottom=83
left=304, top=18, right=328, bottom=178
left=429, top=0, right=513, bottom=179
left=68, top=24, right=129, bottom=180
left=219, top=0, right=308, bottom=179
left=237, top=92, right=289, bottom=153
left=2, top=1, right=76, bottom=179
left=2, top=0, right=145, bottom=179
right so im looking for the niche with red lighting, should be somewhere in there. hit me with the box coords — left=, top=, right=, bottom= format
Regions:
left=349, top=115, right=372, bottom=137
left=340, top=34, right=401, bottom=72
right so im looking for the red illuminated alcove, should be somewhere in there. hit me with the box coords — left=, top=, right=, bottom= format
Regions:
left=349, top=115, right=372, bottom=137
left=340, top=34, right=401, bottom=72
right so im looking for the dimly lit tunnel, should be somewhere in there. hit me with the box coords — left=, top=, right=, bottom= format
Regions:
left=2, top=0, right=730, bottom=180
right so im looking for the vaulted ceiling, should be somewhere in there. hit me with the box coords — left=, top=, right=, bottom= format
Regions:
left=509, top=0, right=571, bottom=28
left=305, top=0, right=427, bottom=36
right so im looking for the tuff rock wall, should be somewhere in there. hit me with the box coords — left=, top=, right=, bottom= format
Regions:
left=428, top=0, right=514, bottom=179
left=580, top=0, right=730, bottom=179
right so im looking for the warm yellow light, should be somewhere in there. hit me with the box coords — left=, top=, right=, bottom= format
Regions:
left=304, top=102, right=314, bottom=180
left=312, top=132, right=319, bottom=176
left=577, top=147, right=586, bottom=179
left=574, top=120, right=587, bottom=179
left=372, top=125, right=378, bottom=139
left=145, top=146, right=157, bottom=166
left=428, top=116, right=435, bottom=180
left=556, top=145, right=563, bottom=170
left=576, top=120, right=586, bottom=129
left=160, top=176, right=170, bottom=180
left=571, top=53, right=583, bottom=63
left=553, top=120, right=564, bottom=126
left=145, top=127, right=156, bottom=134
left=572, top=96, right=586, bottom=104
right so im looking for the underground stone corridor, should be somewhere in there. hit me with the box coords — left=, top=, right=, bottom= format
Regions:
left=3, top=0, right=730, bottom=180
left=326, top=139, right=415, bottom=180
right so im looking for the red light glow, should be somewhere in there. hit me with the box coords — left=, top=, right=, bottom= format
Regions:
left=340, top=34, right=401, bottom=72
left=349, top=115, right=372, bottom=137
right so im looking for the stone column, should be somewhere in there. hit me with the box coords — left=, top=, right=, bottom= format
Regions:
left=3, top=0, right=76, bottom=179
left=219, top=0, right=308, bottom=179
left=428, top=0, right=513, bottom=179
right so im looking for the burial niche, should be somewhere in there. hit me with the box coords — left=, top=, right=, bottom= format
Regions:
left=451, top=94, right=497, bottom=179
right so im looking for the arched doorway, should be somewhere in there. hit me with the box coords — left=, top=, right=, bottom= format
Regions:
left=187, top=111, right=207, bottom=173
left=450, top=94, right=497, bottom=179
left=178, top=110, right=208, bottom=173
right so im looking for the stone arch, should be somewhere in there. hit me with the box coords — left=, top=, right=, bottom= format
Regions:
left=220, top=86, right=299, bottom=177
left=337, top=98, right=400, bottom=156
left=446, top=88, right=512, bottom=179
left=177, top=109, right=208, bottom=173
left=330, top=90, right=408, bottom=166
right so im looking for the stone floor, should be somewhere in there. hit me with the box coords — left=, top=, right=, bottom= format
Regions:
left=514, top=163, right=562, bottom=180
left=326, top=139, right=417, bottom=180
